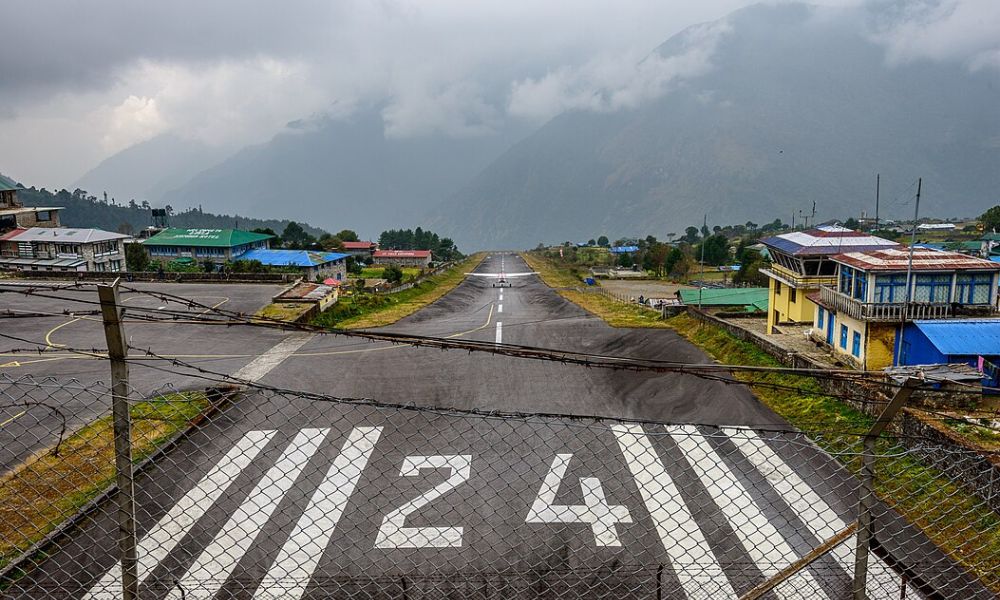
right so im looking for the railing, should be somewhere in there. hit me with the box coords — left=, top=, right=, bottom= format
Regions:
left=759, top=267, right=837, bottom=289
left=820, top=286, right=951, bottom=321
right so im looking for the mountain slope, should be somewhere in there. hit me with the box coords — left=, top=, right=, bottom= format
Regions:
left=159, top=110, right=528, bottom=239
left=428, top=3, right=1000, bottom=249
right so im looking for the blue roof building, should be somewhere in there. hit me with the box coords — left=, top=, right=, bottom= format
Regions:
left=610, top=246, right=639, bottom=254
left=239, top=249, right=349, bottom=281
left=896, top=319, right=1000, bottom=387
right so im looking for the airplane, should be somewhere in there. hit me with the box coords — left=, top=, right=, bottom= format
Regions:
left=464, top=270, right=536, bottom=287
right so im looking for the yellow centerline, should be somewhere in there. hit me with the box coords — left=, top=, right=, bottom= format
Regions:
left=0, top=410, right=26, bottom=428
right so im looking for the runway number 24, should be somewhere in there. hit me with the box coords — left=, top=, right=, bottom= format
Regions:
left=372, top=450, right=631, bottom=549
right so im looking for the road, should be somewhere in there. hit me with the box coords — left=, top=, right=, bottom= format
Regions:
left=2, top=255, right=991, bottom=599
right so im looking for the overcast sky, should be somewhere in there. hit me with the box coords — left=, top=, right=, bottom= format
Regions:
left=1, top=0, right=997, bottom=189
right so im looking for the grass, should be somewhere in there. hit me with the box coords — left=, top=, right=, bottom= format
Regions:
left=944, top=418, right=1000, bottom=450
left=356, top=267, right=422, bottom=279
left=524, top=251, right=1000, bottom=591
left=254, top=302, right=314, bottom=323
left=522, top=252, right=671, bottom=328
left=0, top=392, right=210, bottom=571
left=313, top=254, right=485, bottom=329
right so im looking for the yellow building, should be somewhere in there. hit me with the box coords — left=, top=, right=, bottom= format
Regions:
left=812, top=247, right=1000, bottom=369
left=760, top=226, right=899, bottom=334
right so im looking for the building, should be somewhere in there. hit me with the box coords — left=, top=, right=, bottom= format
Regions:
left=0, top=227, right=129, bottom=272
left=812, top=248, right=1000, bottom=369
left=141, top=228, right=273, bottom=265
left=677, top=288, right=769, bottom=312
left=372, top=249, right=432, bottom=268
left=760, top=226, right=900, bottom=334
left=341, top=240, right=377, bottom=259
left=895, top=319, right=1000, bottom=388
left=0, top=174, right=61, bottom=232
left=239, top=248, right=349, bottom=281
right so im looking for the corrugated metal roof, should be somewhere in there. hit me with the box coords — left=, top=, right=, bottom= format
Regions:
left=240, top=248, right=348, bottom=267
left=761, top=225, right=899, bottom=257
left=677, top=287, right=769, bottom=308
left=0, top=256, right=87, bottom=268
left=833, top=247, right=1000, bottom=271
left=0, top=174, right=21, bottom=192
left=912, top=319, right=1000, bottom=356
left=142, top=228, right=273, bottom=248
left=341, top=241, right=375, bottom=249
left=11, top=227, right=129, bottom=243
left=610, top=246, right=639, bottom=254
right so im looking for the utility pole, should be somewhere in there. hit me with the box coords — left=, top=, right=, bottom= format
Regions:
left=810, top=201, right=816, bottom=229
left=698, top=214, right=707, bottom=309
left=894, top=178, right=921, bottom=366
left=874, top=174, right=880, bottom=232
left=98, top=279, right=139, bottom=600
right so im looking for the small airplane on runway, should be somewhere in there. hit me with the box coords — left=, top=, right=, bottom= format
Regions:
left=464, top=270, right=536, bottom=287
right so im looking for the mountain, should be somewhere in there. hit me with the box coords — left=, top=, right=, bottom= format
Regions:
left=158, top=109, right=528, bottom=241
left=427, top=3, right=1000, bottom=249
left=72, top=134, right=232, bottom=205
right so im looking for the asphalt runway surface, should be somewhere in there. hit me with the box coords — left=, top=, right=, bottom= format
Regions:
left=3, top=256, right=992, bottom=599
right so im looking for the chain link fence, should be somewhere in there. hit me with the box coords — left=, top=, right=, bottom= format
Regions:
left=1, top=373, right=998, bottom=599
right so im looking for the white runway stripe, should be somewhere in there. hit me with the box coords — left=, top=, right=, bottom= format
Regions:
left=253, top=427, right=382, bottom=600
left=495, top=321, right=503, bottom=344
left=723, top=428, right=918, bottom=600
left=612, top=424, right=737, bottom=598
left=165, top=428, right=329, bottom=600
left=671, top=426, right=830, bottom=599
left=498, top=303, right=503, bottom=313
left=84, top=429, right=278, bottom=599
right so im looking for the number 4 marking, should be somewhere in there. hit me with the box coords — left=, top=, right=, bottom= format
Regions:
left=375, top=455, right=472, bottom=548
left=525, top=454, right=632, bottom=546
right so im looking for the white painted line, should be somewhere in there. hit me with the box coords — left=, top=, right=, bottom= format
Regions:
left=612, top=424, right=736, bottom=598
left=84, top=430, right=278, bottom=599
left=253, top=427, right=382, bottom=599
left=498, top=303, right=503, bottom=313
left=165, top=428, right=329, bottom=600
left=498, top=291, right=503, bottom=301
left=671, top=426, right=829, bottom=600
left=723, top=428, right=914, bottom=600
left=495, top=321, right=503, bottom=344
left=232, top=333, right=313, bottom=382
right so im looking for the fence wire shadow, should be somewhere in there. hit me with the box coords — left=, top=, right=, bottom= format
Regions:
left=0, top=374, right=998, bottom=599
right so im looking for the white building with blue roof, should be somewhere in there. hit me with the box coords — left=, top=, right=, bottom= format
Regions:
left=239, top=249, right=349, bottom=281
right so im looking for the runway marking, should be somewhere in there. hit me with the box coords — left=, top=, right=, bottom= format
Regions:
left=525, top=453, right=632, bottom=547
left=84, top=429, right=277, bottom=599
left=232, top=333, right=314, bottom=381
left=671, top=426, right=829, bottom=599
left=445, top=303, right=494, bottom=339
left=254, top=426, right=383, bottom=599
left=498, top=303, right=503, bottom=313
left=165, top=428, right=329, bottom=600
left=612, top=424, right=736, bottom=597
left=375, top=454, right=472, bottom=548
left=495, top=321, right=503, bottom=344
left=0, top=410, right=26, bottom=428
left=723, top=428, right=914, bottom=599
left=499, top=291, right=503, bottom=301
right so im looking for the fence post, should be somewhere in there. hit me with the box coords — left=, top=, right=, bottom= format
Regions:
left=852, top=377, right=919, bottom=599
left=98, top=279, right=139, bottom=600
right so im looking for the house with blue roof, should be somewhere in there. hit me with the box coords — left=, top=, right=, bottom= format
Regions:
left=896, top=319, right=1000, bottom=388
left=239, top=248, right=349, bottom=281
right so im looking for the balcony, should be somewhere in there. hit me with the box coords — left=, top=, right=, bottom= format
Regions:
left=819, top=286, right=951, bottom=322
left=760, top=267, right=837, bottom=289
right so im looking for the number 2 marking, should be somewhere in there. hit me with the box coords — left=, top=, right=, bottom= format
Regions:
left=374, top=455, right=472, bottom=548
left=525, top=454, right=632, bottom=546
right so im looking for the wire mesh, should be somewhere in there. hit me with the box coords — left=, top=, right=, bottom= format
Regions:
left=1, top=374, right=998, bottom=599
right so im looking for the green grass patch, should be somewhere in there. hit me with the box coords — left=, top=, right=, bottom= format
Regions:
left=313, top=254, right=484, bottom=329
left=944, top=418, right=1000, bottom=450
left=0, top=392, right=210, bottom=571
left=254, top=302, right=314, bottom=323
left=356, top=267, right=422, bottom=279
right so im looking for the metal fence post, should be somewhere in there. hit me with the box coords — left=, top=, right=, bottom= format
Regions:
left=853, top=377, right=919, bottom=599
left=98, top=279, right=139, bottom=600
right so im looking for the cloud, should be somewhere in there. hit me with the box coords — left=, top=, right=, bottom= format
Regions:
left=868, top=0, right=1000, bottom=70
left=507, top=20, right=732, bottom=121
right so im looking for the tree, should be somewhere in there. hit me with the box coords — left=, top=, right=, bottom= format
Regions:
left=597, top=235, right=609, bottom=247
left=587, top=239, right=596, bottom=246
left=335, top=229, right=359, bottom=242
left=617, top=252, right=633, bottom=268
left=683, top=226, right=700, bottom=243
left=117, top=221, right=135, bottom=235
left=980, top=205, right=1000, bottom=232
left=734, top=249, right=767, bottom=286
left=346, top=256, right=364, bottom=275
left=698, top=234, right=731, bottom=266
left=281, top=221, right=314, bottom=249
left=383, top=264, right=404, bottom=284
left=125, top=243, right=150, bottom=272
left=844, top=217, right=860, bottom=230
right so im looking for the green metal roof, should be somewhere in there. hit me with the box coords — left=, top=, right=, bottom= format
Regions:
left=678, top=287, right=769, bottom=309
left=0, top=174, right=21, bottom=192
left=141, top=228, right=273, bottom=248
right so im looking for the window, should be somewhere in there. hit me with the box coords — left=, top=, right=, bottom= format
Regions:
left=775, top=280, right=781, bottom=295
left=839, top=267, right=853, bottom=295
left=35, top=211, right=51, bottom=222
left=874, top=274, right=908, bottom=303
left=913, top=274, right=952, bottom=303
left=840, top=324, right=848, bottom=349
left=852, top=270, right=867, bottom=301
left=955, top=273, right=994, bottom=304
left=852, top=331, right=861, bottom=357
left=817, top=308, right=825, bottom=329
left=790, top=287, right=797, bottom=303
